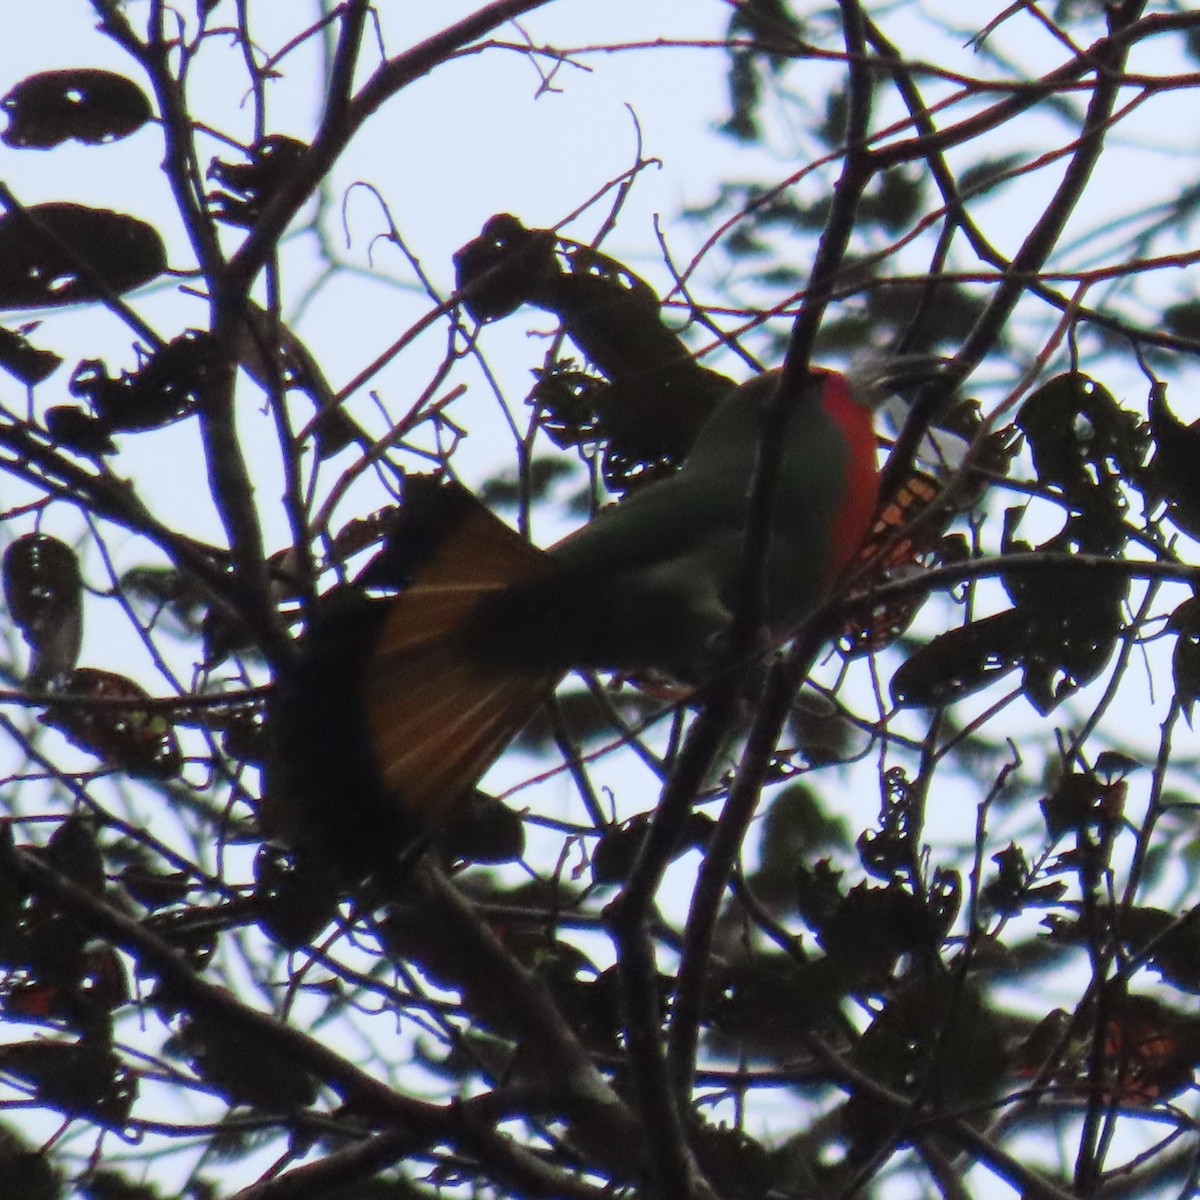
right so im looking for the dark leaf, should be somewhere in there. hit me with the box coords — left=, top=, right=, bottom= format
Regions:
left=859, top=165, right=925, bottom=234
left=818, top=881, right=934, bottom=990
left=1, top=70, right=151, bottom=148
left=475, top=455, right=577, bottom=508
left=718, top=0, right=806, bottom=143
left=785, top=688, right=857, bottom=766
left=1094, top=749, right=1142, bottom=781
left=1000, top=541, right=1127, bottom=714
left=0, top=203, right=166, bottom=309
left=1040, top=769, right=1125, bottom=841
left=957, top=152, right=1027, bottom=195
left=501, top=926, right=598, bottom=982
left=592, top=811, right=713, bottom=886
left=1096, top=995, right=1200, bottom=1103
left=751, top=784, right=849, bottom=905
left=79, top=1168, right=167, bottom=1200
left=0, top=322, right=60, bottom=384
left=42, top=816, right=105, bottom=896
left=820, top=83, right=851, bottom=148
left=865, top=279, right=989, bottom=348
left=177, top=1011, right=317, bottom=1110
left=1148, top=382, right=1200, bottom=539
left=44, top=406, right=116, bottom=456
left=413, top=1027, right=516, bottom=1085
left=440, top=792, right=526, bottom=865
left=0, top=1037, right=136, bottom=1128
left=453, top=213, right=560, bottom=322
left=794, top=858, right=845, bottom=930
left=983, top=844, right=1028, bottom=917
left=207, top=135, right=307, bottom=228
left=549, top=966, right=624, bottom=1054
left=693, top=1123, right=778, bottom=1200
left=219, top=709, right=267, bottom=765
left=0, top=1123, right=62, bottom=1200
left=857, top=767, right=919, bottom=882
left=70, top=330, right=218, bottom=433
left=1015, top=372, right=1146, bottom=546
left=844, top=979, right=1006, bottom=1162
left=120, top=565, right=209, bottom=642
left=2, top=533, right=83, bottom=686
left=724, top=224, right=768, bottom=258
left=456, top=214, right=733, bottom=492
left=929, top=867, right=962, bottom=942
left=202, top=605, right=258, bottom=668
left=118, top=861, right=192, bottom=911
left=712, top=955, right=848, bottom=1049
left=1114, top=906, right=1200, bottom=993
left=309, top=401, right=358, bottom=458
left=42, top=668, right=182, bottom=779
left=0, top=840, right=89, bottom=987
left=530, top=361, right=606, bottom=451
left=718, top=47, right=763, bottom=141
left=145, top=917, right=214, bottom=980
left=3, top=534, right=81, bottom=644
left=510, top=685, right=661, bottom=753
left=892, top=535, right=1125, bottom=714
left=591, top=816, right=651, bottom=886
left=755, top=263, right=803, bottom=287
left=1163, top=299, right=1200, bottom=341
left=253, top=844, right=338, bottom=949
left=981, top=843, right=1068, bottom=916
left=1174, top=627, right=1200, bottom=725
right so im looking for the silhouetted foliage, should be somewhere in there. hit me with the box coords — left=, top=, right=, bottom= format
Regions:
left=1, top=3, right=1200, bottom=1199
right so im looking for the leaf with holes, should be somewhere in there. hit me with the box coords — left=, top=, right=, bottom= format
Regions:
left=1, top=70, right=152, bottom=148
left=3, top=533, right=82, bottom=687
left=207, top=135, right=307, bottom=228
left=0, top=203, right=166, bottom=309
left=1015, top=372, right=1146, bottom=551
left=0, top=1037, right=137, bottom=1128
left=42, top=668, right=182, bottom=779
left=70, top=331, right=217, bottom=433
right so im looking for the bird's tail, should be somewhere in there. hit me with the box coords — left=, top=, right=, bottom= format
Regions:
left=359, top=477, right=562, bottom=830
left=266, top=477, right=560, bottom=878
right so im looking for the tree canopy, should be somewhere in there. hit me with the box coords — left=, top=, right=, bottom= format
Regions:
left=1, top=2, right=1200, bottom=1198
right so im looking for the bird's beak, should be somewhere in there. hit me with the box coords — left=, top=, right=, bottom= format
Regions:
left=844, top=354, right=952, bottom=409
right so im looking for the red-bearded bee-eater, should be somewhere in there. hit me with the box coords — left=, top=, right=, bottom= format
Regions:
left=266, top=366, right=883, bottom=877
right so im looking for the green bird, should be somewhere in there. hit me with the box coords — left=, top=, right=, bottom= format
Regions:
left=266, top=366, right=884, bottom=877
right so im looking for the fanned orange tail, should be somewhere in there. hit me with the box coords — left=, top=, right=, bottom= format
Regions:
left=267, top=478, right=561, bottom=877
left=362, top=481, right=561, bottom=827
